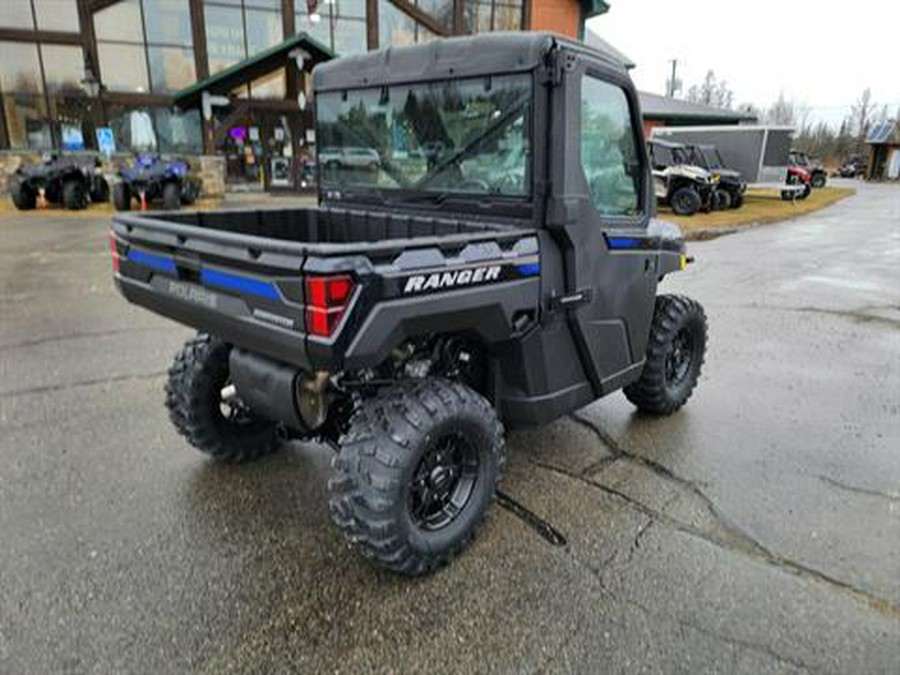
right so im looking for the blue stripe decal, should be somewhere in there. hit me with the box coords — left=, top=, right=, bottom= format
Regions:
left=127, top=249, right=176, bottom=273
left=516, top=262, right=541, bottom=276
left=200, top=269, right=279, bottom=300
left=606, top=236, right=643, bottom=250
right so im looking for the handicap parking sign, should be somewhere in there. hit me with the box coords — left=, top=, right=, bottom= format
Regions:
left=96, top=127, right=116, bottom=156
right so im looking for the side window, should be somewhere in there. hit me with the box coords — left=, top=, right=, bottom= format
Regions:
left=580, top=76, right=641, bottom=216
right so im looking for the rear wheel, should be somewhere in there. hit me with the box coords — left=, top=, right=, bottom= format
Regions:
left=712, top=189, right=731, bottom=210
left=730, top=191, right=744, bottom=209
left=624, top=295, right=707, bottom=415
left=670, top=186, right=701, bottom=216
left=165, top=334, right=279, bottom=462
left=329, top=378, right=504, bottom=575
left=162, top=181, right=181, bottom=210
left=112, top=183, right=131, bottom=211
left=90, top=177, right=109, bottom=204
left=61, top=179, right=85, bottom=210
left=10, top=181, right=36, bottom=210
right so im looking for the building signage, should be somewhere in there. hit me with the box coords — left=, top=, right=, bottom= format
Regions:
left=96, top=127, right=116, bottom=156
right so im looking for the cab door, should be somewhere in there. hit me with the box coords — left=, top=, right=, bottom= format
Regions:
left=546, top=51, right=658, bottom=395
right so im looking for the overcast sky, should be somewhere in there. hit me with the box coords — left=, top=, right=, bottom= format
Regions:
left=587, top=0, right=899, bottom=128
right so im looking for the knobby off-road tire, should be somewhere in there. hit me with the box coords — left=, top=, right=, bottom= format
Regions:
left=165, top=334, right=278, bottom=462
left=329, top=379, right=505, bottom=576
left=62, top=179, right=85, bottom=210
left=670, top=186, right=701, bottom=216
left=730, top=191, right=744, bottom=209
left=112, top=182, right=131, bottom=211
left=162, top=182, right=181, bottom=210
left=811, top=173, right=826, bottom=188
left=624, top=295, right=707, bottom=415
left=10, top=181, right=36, bottom=210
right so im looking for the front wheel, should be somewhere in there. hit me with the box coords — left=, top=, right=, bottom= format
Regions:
left=10, top=181, right=36, bottom=210
left=624, top=295, right=707, bottom=415
left=810, top=173, right=826, bottom=188
left=329, top=379, right=504, bottom=576
left=670, top=186, right=701, bottom=216
left=165, top=334, right=279, bottom=462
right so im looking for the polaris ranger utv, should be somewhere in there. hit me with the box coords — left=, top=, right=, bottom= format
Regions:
left=646, top=138, right=717, bottom=215
left=111, top=33, right=707, bottom=576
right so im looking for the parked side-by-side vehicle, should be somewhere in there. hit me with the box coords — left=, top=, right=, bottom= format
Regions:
left=647, top=138, right=719, bottom=215
left=111, top=33, right=708, bottom=576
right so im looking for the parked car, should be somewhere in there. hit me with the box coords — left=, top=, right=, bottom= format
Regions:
left=782, top=165, right=811, bottom=200
left=10, top=153, right=108, bottom=211
left=319, top=146, right=380, bottom=171
left=647, top=139, right=717, bottom=215
left=789, top=150, right=827, bottom=188
left=113, top=154, right=201, bottom=211
left=111, top=33, right=708, bottom=576
left=685, top=143, right=747, bottom=208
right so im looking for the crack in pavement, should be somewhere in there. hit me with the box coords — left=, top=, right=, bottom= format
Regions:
left=816, top=474, right=900, bottom=504
left=549, top=523, right=816, bottom=672
left=0, top=371, right=166, bottom=399
left=495, top=490, right=568, bottom=547
left=530, top=417, right=900, bottom=622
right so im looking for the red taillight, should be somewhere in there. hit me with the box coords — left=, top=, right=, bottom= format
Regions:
left=305, top=274, right=355, bottom=337
left=108, top=231, right=120, bottom=272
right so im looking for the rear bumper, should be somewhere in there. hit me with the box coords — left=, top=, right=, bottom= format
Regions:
left=115, top=275, right=313, bottom=370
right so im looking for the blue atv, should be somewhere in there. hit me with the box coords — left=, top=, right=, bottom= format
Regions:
left=113, top=154, right=201, bottom=211
left=10, top=154, right=109, bottom=211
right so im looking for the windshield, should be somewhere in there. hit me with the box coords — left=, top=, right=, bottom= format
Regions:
left=699, top=147, right=722, bottom=169
left=316, top=74, right=532, bottom=199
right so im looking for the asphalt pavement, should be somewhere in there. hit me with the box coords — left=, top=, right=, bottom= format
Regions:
left=1, top=182, right=898, bottom=673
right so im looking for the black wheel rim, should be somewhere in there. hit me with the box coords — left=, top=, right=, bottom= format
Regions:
left=665, top=328, right=694, bottom=386
left=408, top=432, right=479, bottom=531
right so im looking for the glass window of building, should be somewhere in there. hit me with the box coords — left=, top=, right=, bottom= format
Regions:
left=298, top=0, right=366, bottom=56
left=463, top=1, right=524, bottom=33
left=97, top=43, right=150, bottom=93
left=1, top=1, right=36, bottom=29
left=95, top=0, right=195, bottom=93
left=32, top=0, right=80, bottom=32
left=0, top=40, right=50, bottom=149
left=148, top=47, right=197, bottom=92
left=415, top=0, right=454, bottom=29
left=206, top=0, right=284, bottom=74
left=379, top=0, right=438, bottom=48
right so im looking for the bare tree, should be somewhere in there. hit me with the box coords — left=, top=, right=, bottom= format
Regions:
left=686, top=71, right=733, bottom=109
left=766, top=92, right=796, bottom=125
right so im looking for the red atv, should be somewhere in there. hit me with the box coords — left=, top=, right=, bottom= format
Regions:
left=782, top=165, right=811, bottom=200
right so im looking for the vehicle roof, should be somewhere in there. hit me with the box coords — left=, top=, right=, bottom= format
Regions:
left=313, top=31, right=628, bottom=91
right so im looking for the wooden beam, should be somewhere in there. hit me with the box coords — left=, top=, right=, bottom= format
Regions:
left=366, top=0, right=379, bottom=50
left=190, top=0, right=209, bottom=80
left=452, top=0, right=464, bottom=34
left=523, top=0, right=533, bottom=30
left=0, top=28, right=83, bottom=45
left=389, top=0, right=450, bottom=37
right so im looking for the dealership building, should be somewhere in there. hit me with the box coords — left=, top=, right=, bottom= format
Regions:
left=0, top=0, right=611, bottom=192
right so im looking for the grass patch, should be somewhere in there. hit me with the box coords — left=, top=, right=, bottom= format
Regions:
left=662, top=186, right=855, bottom=238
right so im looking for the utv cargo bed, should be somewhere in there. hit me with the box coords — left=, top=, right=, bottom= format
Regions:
left=111, top=206, right=541, bottom=371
